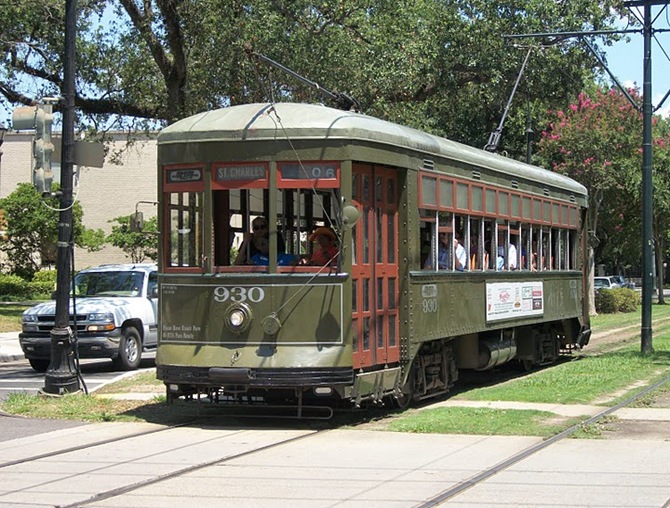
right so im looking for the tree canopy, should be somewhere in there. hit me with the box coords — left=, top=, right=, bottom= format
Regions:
left=537, top=85, right=670, bottom=304
left=1, top=0, right=625, bottom=150
left=106, top=214, right=157, bottom=263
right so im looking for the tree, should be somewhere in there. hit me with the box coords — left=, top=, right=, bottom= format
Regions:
left=536, top=87, right=643, bottom=313
left=0, top=183, right=105, bottom=279
left=1, top=0, right=625, bottom=150
left=106, top=215, right=157, bottom=263
left=648, top=118, right=670, bottom=304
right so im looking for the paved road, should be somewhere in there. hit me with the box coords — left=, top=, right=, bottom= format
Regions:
left=0, top=331, right=155, bottom=401
left=0, top=356, right=156, bottom=402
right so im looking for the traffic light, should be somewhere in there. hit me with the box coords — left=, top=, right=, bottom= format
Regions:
left=12, top=102, right=55, bottom=194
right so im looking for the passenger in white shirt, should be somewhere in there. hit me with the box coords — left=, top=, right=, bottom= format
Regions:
left=508, top=242, right=517, bottom=270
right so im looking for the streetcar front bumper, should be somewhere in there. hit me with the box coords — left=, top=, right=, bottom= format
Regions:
left=157, top=364, right=354, bottom=388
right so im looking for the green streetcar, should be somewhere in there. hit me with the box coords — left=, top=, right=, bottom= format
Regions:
left=155, top=102, right=590, bottom=414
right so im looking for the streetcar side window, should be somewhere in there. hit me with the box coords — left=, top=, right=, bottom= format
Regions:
left=210, top=162, right=342, bottom=271
left=416, top=172, right=581, bottom=273
left=421, top=211, right=472, bottom=272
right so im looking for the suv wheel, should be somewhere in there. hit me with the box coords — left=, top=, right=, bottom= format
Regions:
left=113, top=326, right=142, bottom=371
left=29, top=359, right=50, bottom=372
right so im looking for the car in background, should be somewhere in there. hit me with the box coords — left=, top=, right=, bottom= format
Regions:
left=594, top=276, right=621, bottom=290
left=611, top=275, right=635, bottom=289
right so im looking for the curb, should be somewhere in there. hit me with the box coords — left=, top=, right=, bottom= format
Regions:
left=0, top=352, right=25, bottom=363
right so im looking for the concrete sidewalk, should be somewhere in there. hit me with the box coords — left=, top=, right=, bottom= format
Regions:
left=0, top=422, right=669, bottom=507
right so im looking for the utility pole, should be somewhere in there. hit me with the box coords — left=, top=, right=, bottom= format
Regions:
left=525, top=104, right=533, bottom=165
left=43, top=0, right=80, bottom=394
left=637, top=0, right=655, bottom=354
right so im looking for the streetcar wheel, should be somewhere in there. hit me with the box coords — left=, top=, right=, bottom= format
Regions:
left=520, top=359, right=534, bottom=372
left=113, top=326, right=142, bottom=371
left=394, top=370, right=415, bottom=409
left=29, top=359, right=50, bottom=372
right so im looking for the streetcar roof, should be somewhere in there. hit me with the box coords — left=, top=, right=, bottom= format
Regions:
left=159, top=102, right=587, bottom=198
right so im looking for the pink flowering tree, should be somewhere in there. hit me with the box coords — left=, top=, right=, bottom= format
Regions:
left=537, top=87, right=643, bottom=312
left=649, top=124, right=670, bottom=304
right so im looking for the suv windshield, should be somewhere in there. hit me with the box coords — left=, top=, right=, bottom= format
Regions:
left=74, top=271, right=145, bottom=297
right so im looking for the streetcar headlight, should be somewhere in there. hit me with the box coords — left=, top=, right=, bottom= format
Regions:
left=230, top=310, right=245, bottom=328
left=225, top=303, right=253, bottom=333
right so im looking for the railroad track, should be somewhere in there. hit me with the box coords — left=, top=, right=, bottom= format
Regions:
left=0, top=419, right=324, bottom=507
left=415, top=372, right=670, bottom=508
left=1, top=376, right=669, bottom=507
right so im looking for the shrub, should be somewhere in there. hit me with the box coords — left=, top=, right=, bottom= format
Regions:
left=595, top=287, right=639, bottom=314
left=29, top=270, right=57, bottom=299
left=0, top=274, right=31, bottom=301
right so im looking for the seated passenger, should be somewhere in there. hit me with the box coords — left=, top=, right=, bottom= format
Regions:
left=497, top=246, right=505, bottom=270
left=508, top=242, right=518, bottom=270
left=234, top=217, right=285, bottom=265
left=424, top=233, right=467, bottom=271
left=298, top=227, right=339, bottom=266
left=424, top=232, right=449, bottom=270
left=453, top=233, right=467, bottom=271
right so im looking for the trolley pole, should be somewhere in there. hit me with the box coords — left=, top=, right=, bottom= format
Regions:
left=635, top=0, right=656, bottom=355
left=43, top=0, right=80, bottom=394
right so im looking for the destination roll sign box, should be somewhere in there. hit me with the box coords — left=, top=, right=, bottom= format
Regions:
left=216, top=164, right=266, bottom=181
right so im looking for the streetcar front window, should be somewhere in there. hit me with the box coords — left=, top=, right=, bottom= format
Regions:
left=209, top=161, right=343, bottom=272
left=166, top=191, right=204, bottom=269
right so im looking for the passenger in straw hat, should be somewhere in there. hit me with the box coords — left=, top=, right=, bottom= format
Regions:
left=299, top=227, right=339, bottom=266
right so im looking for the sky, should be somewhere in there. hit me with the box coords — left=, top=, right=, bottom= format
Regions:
left=603, top=5, right=670, bottom=117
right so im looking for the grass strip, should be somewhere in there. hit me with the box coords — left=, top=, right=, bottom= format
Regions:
left=454, top=335, right=670, bottom=405
left=387, top=406, right=584, bottom=437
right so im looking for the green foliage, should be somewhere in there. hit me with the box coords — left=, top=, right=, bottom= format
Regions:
left=0, top=271, right=56, bottom=301
left=2, top=0, right=624, bottom=151
left=106, top=215, right=158, bottom=263
left=28, top=270, right=57, bottom=298
left=0, top=274, right=31, bottom=301
left=594, top=288, right=639, bottom=314
left=0, top=184, right=105, bottom=279
left=537, top=88, right=670, bottom=278
left=536, top=88, right=642, bottom=269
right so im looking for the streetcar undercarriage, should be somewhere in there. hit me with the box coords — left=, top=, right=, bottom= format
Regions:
left=159, top=320, right=586, bottom=417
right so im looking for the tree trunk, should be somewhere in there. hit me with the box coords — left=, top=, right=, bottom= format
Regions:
left=586, top=206, right=599, bottom=316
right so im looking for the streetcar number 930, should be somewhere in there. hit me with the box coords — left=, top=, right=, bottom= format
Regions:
left=213, top=286, right=265, bottom=303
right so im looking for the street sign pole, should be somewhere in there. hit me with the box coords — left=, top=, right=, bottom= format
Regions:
left=43, top=0, right=80, bottom=394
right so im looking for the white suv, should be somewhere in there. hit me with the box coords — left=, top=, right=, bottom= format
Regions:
left=594, top=276, right=620, bottom=290
left=20, top=263, right=158, bottom=372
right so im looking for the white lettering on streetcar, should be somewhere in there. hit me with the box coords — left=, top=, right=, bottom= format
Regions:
left=213, top=286, right=265, bottom=303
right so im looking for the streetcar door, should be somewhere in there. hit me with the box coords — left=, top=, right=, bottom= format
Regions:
left=351, top=163, right=400, bottom=369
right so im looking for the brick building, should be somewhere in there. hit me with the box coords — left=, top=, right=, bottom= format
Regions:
left=0, top=132, right=158, bottom=269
